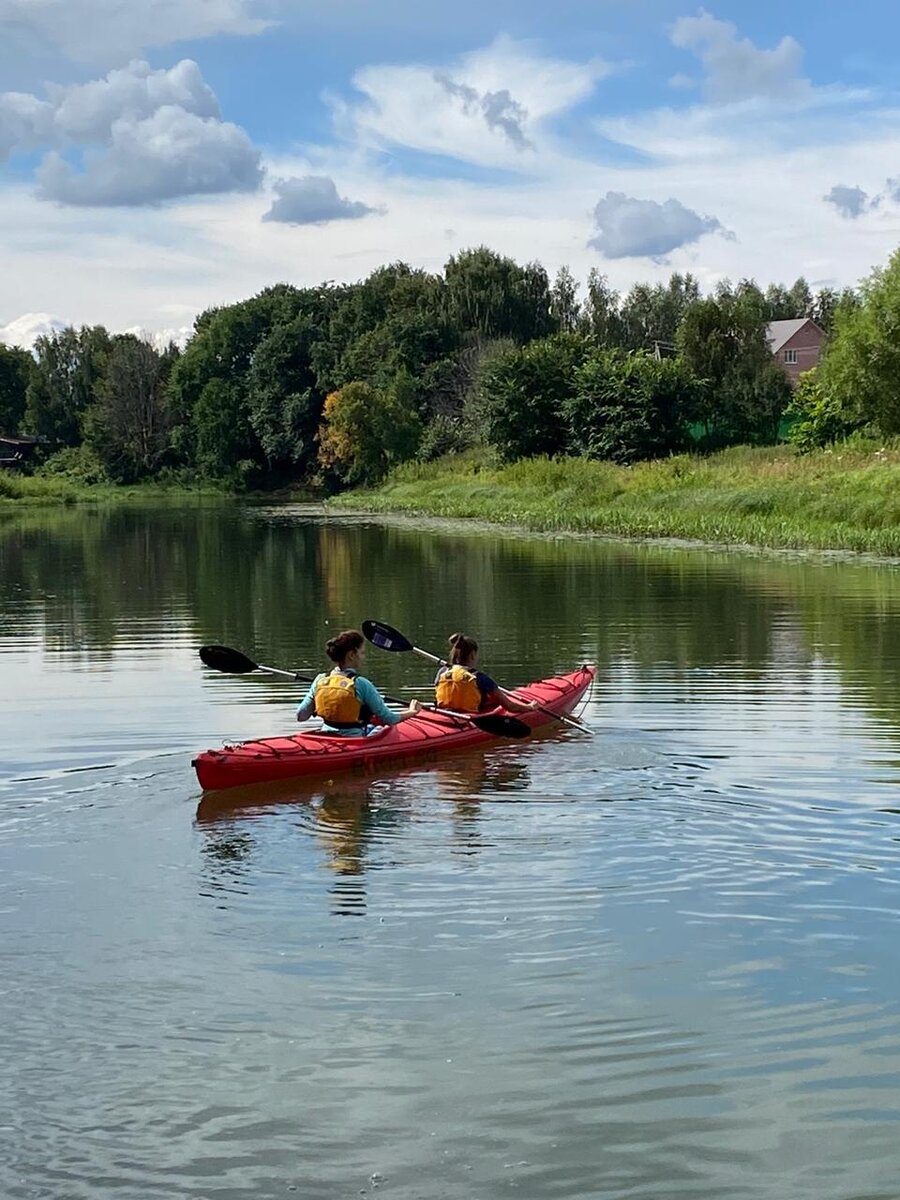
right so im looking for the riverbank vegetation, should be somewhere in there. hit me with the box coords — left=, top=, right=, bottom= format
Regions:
left=334, top=443, right=900, bottom=556
left=3, top=244, right=900, bottom=534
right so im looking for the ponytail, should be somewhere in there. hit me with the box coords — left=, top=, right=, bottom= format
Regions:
left=448, top=632, right=478, bottom=666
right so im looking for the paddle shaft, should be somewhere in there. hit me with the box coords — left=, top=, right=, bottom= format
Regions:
left=239, top=660, right=412, bottom=708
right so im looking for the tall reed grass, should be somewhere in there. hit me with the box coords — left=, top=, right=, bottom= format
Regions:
left=332, top=445, right=900, bottom=556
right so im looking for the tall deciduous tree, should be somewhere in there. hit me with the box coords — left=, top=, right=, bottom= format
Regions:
left=0, top=343, right=34, bottom=435
left=619, top=273, right=700, bottom=351
left=581, top=270, right=624, bottom=346
left=818, top=248, right=900, bottom=436
left=677, top=294, right=788, bottom=444
left=246, top=314, right=324, bottom=476
left=24, top=326, right=111, bottom=445
left=83, top=335, right=175, bottom=481
left=168, top=284, right=316, bottom=476
left=550, top=266, right=581, bottom=332
left=443, top=247, right=554, bottom=343
left=317, top=379, right=421, bottom=486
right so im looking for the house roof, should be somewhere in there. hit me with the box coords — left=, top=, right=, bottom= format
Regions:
left=766, top=318, right=817, bottom=354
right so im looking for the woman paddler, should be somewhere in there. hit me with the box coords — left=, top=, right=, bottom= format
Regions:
left=297, top=629, right=419, bottom=735
left=434, top=633, right=539, bottom=715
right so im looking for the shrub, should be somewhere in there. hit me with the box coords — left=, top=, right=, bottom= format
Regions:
left=36, top=445, right=110, bottom=485
left=478, top=333, right=591, bottom=462
left=567, top=350, right=699, bottom=464
left=786, top=369, right=864, bottom=452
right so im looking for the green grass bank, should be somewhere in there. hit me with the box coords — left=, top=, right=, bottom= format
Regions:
left=0, top=472, right=229, bottom=507
left=331, top=445, right=900, bottom=556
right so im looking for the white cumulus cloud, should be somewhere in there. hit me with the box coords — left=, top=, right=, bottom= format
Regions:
left=0, top=312, right=68, bottom=350
left=50, top=59, right=220, bottom=143
left=0, top=92, right=54, bottom=158
left=36, top=107, right=262, bottom=207
left=263, top=175, right=379, bottom=225
left=0, top=0, right=271, bottom=64
left=671, top=9, right=811, bottom=104
left=1, top=60, right=262, bottom=206
left=588, top=191, right=728, bottom=260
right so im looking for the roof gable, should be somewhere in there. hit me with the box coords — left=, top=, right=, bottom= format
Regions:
left=766, top=318, right=822, bottom=354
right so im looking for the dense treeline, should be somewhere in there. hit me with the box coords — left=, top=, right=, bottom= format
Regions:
left=3, top=243, right=895, bottom=489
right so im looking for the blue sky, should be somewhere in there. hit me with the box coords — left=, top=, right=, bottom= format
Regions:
left=2, top=0, right=900, bottom=343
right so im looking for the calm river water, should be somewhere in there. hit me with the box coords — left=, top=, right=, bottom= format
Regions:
left=3, top=502, right=900, bottom=1200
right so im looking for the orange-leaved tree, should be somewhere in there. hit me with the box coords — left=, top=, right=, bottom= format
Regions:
left=317, top=379, right=421, bottom=486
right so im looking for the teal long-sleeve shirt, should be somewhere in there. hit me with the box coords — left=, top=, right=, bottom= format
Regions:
left=296, top=669, right=401, bottom=730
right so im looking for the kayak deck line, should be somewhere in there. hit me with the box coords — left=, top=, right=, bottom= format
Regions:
left=193, top=665, right=595, bottom=791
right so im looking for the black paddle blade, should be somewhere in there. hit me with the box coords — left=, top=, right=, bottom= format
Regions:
left=199, top=644, right=259, bottom=674
left=471, top=714, right=530, bottom=739
left=361, top=619, right=413, bottom=654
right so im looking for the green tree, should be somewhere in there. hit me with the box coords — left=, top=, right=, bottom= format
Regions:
left=550, top=266, right=581, bottom=332
left=676, top=294, right=786, bottom=444
left=619, top=273, right=701, bottom=351
left=246, top=314, right=324, bottom=476
left=786, top=368, right=862, bottom=452
left=0, top=343, right=33, bottom=435
left=83, top=335, right=174, bottom=481
left=443, top=247, right=554, bottom=343
left=764, top=282, right=793, bottom=319
left=787, top=277, right=813, bottom=318
left=317, top=379, right=421, bottom=486
left=24, top=326, right=111, bottom=445
left=312, top=264, right=448, bottom=394
left=817, top=249, right=900, bottom=436
left=567, top=350, right=698, bottom=463
left=581, top=270, right=624, bottom=346
left=168, top=284, right=320, bottom=476
left=193, top=378, right=256, bottom=480
left=812, top=286, right=859, bottom=336
left=479, top=333, right=591, bottom=462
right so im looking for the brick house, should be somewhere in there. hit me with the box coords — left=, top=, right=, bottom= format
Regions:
left=766, top=318, right=825, bottom=386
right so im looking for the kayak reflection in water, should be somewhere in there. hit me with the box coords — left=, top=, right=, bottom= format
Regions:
left=296, top=628, right=419, bottom=736
left=435, top=633, right=540, bottom=715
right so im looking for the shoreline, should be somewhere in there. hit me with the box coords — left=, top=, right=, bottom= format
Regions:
left=317, top=503, right=900, bottom=568
left=327, top=445, right=900, bottom=563
left=9, top=442, right=900, bottom=567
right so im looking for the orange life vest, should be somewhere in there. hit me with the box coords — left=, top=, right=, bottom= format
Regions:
left=435, top=665, right=482, bottom=713
left=314, top=672, right=364, bottom=727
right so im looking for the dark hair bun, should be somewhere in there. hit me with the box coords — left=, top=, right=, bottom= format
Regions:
left=448, top=632, right=463, bottom=646
left=325, top=629, right=364, bottom=663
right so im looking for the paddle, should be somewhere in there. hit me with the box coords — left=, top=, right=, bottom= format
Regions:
left=361, top=619, right=592, bottom=734
left=198, top=644, right=529, bottom=739
left=200, top=644, right=312, bottom=682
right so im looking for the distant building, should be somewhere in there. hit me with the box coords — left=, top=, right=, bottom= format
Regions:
left=0, top=436, right=42, bottom=469
left=766, top=318, right=825, bottom=386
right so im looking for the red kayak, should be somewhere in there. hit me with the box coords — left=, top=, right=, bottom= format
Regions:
left=193, top=665, right=594, bottom=791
